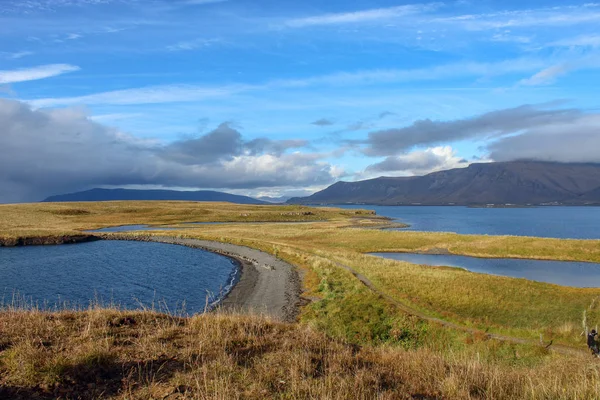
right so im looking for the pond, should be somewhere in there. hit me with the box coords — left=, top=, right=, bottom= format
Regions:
left=370, top=252, right=600, bottom=287
left=0, top=240, right=237, bottom=314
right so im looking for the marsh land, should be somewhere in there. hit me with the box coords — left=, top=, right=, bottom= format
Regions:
left=1, top=201, right=600, bottom=399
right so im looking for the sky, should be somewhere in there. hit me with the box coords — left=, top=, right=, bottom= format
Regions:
left=1, top=0, right=600, bottom=203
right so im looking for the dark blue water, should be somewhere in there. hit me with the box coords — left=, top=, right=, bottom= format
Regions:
left=335, top=205, right=600, bottom=239
left=0, top=241, right=237, bottom=314
left=371, top=252, right=600, bottom=287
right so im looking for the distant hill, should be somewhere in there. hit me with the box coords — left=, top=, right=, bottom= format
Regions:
left=43, top=188, right=268, bottom=205
left=257, top=196, right=291, bottom=204
left=288, top=161, right=600, bottom=206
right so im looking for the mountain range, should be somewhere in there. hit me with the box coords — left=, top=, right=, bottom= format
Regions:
left=43, top=188, right=267, bottom=205
left=288, top=161, right=600, bottom=206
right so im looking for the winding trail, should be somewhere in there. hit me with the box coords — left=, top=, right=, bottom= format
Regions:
left=151, top=233, right=587, bottom=355
left=326, top=255, right=586, bottom=356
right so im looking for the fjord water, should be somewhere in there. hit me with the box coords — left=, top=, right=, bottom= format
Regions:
left=371, top=252, right=600, bottom=287
left=336, top=205, right=600, bottom=239
left=0, top=241, right=237, bottom=314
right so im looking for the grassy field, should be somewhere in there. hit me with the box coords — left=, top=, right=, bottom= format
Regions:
left=2, top=308, right=600, bottom=400
left=127, top=221, right=600, bottom=346
left=0, top=201, right=378, bottom=240
left=2, top=201, right=600, bottom=398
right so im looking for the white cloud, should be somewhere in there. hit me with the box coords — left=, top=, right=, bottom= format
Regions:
left=490, top=32, right=531, bottom=44
left=273, top=57, right=546, bottom=88
left=365, top=146, right=470, bottom=176
left=0, top=64, right=80, bottom=84
left=182, top=0, right=227, bottom=4
left=1, top=51, right=34, bottom=60
left=517, top=53, right=600, bottom=86
left=434, top=4, right=600, bottom=30
left=549, top=35, right=600, bottom=48
left=519, top=64, right=572, bottom=86
left=167, top=38, right=221, bottom=52
left=90, top=113, right=144, bottom=122
left=284, top=3, right=441, bottom=28
left=27, top=55, right=592, bottom=107
left=29, top=83, right=252, bottom=107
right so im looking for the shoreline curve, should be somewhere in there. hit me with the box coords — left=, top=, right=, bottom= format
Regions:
left=111, top=235, right=301, bottom=322
left=0, top=234, right=302, bottom=322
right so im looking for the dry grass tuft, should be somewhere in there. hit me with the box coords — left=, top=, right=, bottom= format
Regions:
left=1, top=309, right=599, bottom=400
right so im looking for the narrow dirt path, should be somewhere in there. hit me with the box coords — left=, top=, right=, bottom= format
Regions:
left=327, top=256, right=586, bottom=356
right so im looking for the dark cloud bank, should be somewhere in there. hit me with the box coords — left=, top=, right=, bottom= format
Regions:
left=0, top=99, right=338, bottom=203
left=2, top=99, right=599, bottom=203
left=362, top=103, right=600, bottom=173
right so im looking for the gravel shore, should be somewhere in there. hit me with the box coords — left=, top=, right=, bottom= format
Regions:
left=149, top=236, right=301, bottom=322
left=0, top=233, right=302, bottom=322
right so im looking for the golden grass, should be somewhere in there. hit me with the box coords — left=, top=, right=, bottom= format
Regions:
left=326, top=250, right=600, bottom=345
left=3, top=201, right=600, bottom=346
left=0, top=201, right=377, bottom=238
left=123, top=221, right=600, bottom=346
left=3, top=200, right=600, bottom=397
left=1, top=308, right=600, bottom=400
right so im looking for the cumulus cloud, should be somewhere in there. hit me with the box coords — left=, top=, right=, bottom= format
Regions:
left=160, top=124, right=308, bottom=165
left=363, top=103, right=581, bottom=156
left=366, top=146, right=469, bottom=175
left=0, top=99, right=339, bottom=203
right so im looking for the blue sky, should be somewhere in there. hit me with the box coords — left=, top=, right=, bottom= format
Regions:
left=1, top=0, right=600, bottom=202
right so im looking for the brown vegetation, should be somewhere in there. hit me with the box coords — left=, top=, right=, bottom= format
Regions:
left=1, top=308, right=599, bottom=400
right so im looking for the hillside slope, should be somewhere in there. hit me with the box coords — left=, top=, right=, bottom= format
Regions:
left=43, top=188, right=267, bottom=205
left=289, top=161, right=600, bottom=205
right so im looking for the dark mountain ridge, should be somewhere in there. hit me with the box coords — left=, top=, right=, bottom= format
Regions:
left=43, top=188, right=268, bottom=205
left=288, top=161, right=600, bottom=206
